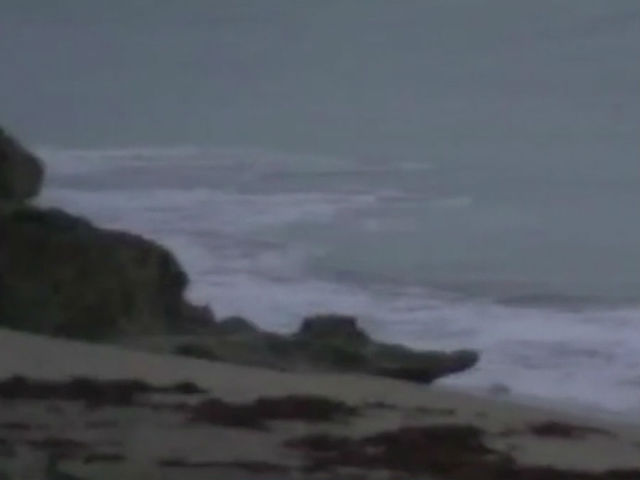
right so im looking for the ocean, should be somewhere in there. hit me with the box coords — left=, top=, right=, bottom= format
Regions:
left=2, top=1, right=640, bottom=413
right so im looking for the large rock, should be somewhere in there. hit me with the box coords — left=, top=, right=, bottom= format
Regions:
left=369, top=346, right=480, bottom=383
left=294, top=315, right=478, bottom=381
left=0, top=127, right=44, bottom=202
left=217, top=316, right=259, bottom=336
left=296, top=314, right=370, bottom=346
left=165, top=314, right=479, bottom=384
left=0, top=128, right=477, bottom=383
left=0, top=207, right=214, bottom=340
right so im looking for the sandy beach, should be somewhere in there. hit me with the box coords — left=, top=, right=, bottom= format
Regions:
left=1, top=328, right=639, bottom=480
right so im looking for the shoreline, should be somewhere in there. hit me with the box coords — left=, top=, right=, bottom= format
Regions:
left=1, top=327, right=640, bottom=478
left=438, top=379, right=640, bottom=427
left=439, top=382, right=640, bottom=433
left=0, top=326, right=636, bottom=428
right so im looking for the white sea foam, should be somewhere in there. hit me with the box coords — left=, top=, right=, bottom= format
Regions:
left=37, top=146, right=640, bottom=415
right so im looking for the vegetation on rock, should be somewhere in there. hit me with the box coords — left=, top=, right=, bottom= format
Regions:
left=0, top=127, right=213, bottom=340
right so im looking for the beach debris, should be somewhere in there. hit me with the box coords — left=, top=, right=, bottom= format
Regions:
left=158, top=458, right=290, bottom=473
left=0, top=375, right=206, bottom=407
left=190, top=394, right=358, bottom=429
left=284, top=424, right=639, bottom=479
left=82, top=452, right=125, bottom=464
left=528, top=421, right=614, bottom=439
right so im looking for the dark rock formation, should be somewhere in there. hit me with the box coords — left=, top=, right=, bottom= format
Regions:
left=292, top=314, right=373, bottom=368
left=296, top=314, right=370, bottom=345
left=370, top=346, right=479, bottom=383
left=167, top=314, right=479, bottom=384
left=293, top=314, right=478, bottom=382
left=0, top=127, right=44, bottom=202
left=0, top=206, right=214, bottom=339
left=217, top=316, right=259, bottom=335
left=0, top=127, right=214, bottom=339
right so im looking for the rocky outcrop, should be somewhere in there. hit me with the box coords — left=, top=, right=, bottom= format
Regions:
left=0, top=206, right=214, bottom=340
left=295, top=314, right=370, bottom=346
left=0, top=127, right=44, bottom=202
left=293, top=315, right=478, bottom=381
left=0, top=126, right=478, bottom=383
left=296, top=315, right=478, bottom=382
left=0, top=126, right=214, bottom=339
left=217, top=316, right=260, bottom=335
left=369, top=346, right=479, bottom=383
left=168, top=314, right=480, bottom=384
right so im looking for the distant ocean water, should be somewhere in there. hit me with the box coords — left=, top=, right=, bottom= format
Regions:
left=2, top=0, right=639, bottom=413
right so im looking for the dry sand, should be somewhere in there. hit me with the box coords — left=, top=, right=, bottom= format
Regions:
left=0, top=327, right=639, bottom=480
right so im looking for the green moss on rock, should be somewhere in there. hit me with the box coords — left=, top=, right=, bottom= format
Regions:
left=0, top=206, right=213, bottom=340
